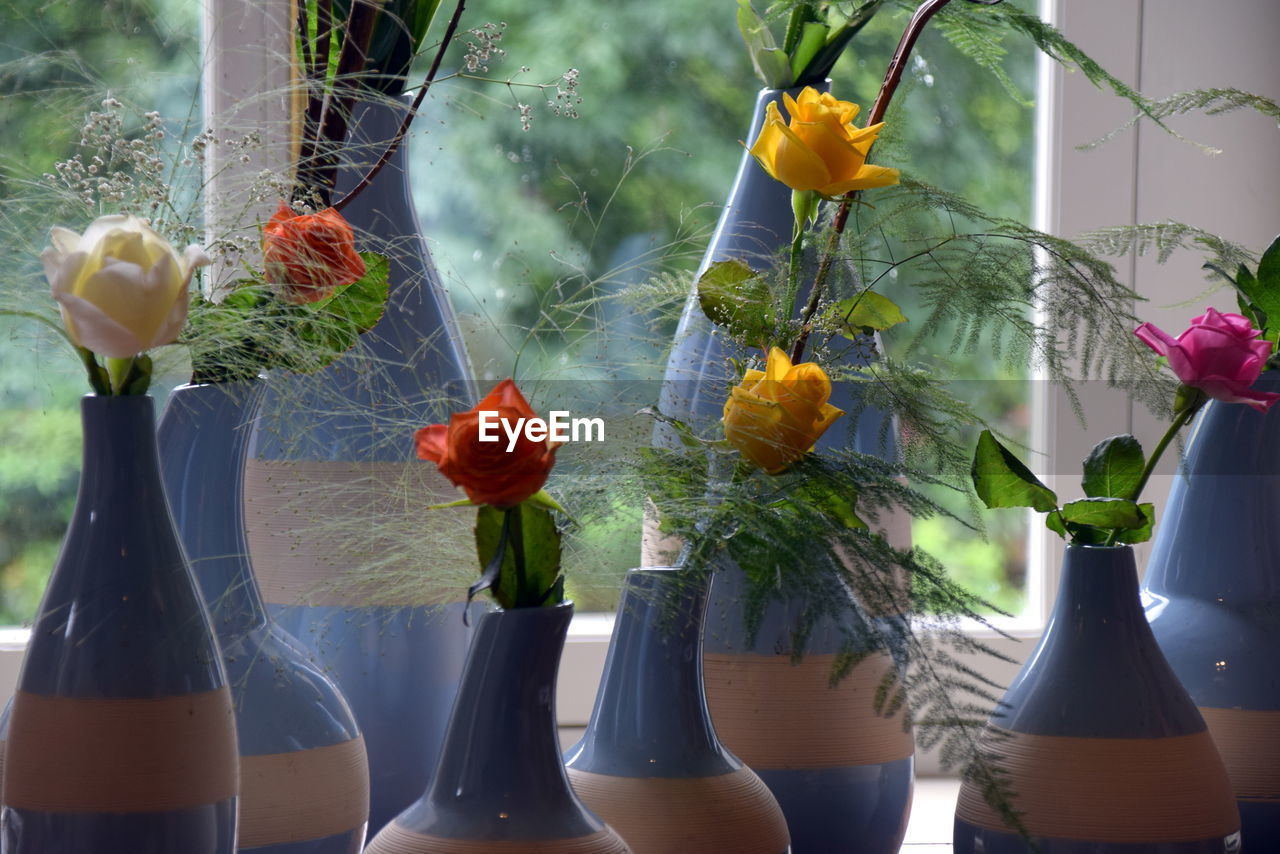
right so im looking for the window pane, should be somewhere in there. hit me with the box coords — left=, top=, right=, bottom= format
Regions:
left=419, top=5, right=1038, bottom=612
left=0, top=0, right=200, bottom=624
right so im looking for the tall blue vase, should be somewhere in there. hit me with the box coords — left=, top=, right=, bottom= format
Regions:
left=954, top=545, right=1240, bottom=853
left=1, top=395, right=238, bottom=852
left=366, top=603, right=631, bottom=854
left=1143, top=370, right=1280, bottom=847
left=651, top=86, right=914, bottom=852
left=158, top=381, right=368, bottom=853
left=244, top=95, right=477, bottom=838
left=565, top=568, right=791, bottom=854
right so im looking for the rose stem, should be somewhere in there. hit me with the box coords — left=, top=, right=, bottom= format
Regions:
left=789, top=0, right=987, bottom=364
left=332, top=0, right=468, bottom=213
left=508, top=503, right=528, bottom=605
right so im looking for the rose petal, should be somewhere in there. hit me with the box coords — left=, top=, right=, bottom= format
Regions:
left=52, top=291, right=146, bottom=358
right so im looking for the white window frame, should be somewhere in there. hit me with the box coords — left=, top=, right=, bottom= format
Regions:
left=1, top=2, right=1276, bottom=782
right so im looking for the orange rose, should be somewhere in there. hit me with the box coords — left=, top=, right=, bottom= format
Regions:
left=262, top=201, right=366, bottom=304
left=416, top=379, right=557, bottom=507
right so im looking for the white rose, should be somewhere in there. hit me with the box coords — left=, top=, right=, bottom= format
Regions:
left=41, top=215, right=210, bottom=359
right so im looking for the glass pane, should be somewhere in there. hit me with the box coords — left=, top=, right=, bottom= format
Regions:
left=0, top=1, right=1037, bottom=622
left=0, top=3, right=201, bottom=624
left=420, top=4, right=1038, bottom=612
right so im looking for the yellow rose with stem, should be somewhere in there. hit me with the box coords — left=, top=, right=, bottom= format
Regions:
left=723, top=346, right=844, bottom=474
left=747, top=87, right=900, bottom=364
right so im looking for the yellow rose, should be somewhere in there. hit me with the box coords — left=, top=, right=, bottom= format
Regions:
left=723, top=346, right=844, bottom=474
left=41, top=215, right=209, bottom=359
left=748, top=87, right=900, bottom=197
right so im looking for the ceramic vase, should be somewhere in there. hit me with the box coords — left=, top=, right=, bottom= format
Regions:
left=650, top=85, right=915, bottom=852
left=365, top=602, right=631, bottom=854
left=1, top=395, right=238, bottom=852
left=1143, top=370, right=1280, bottom=847
left=158, top=381, right=368, bottom=853
left=565, top=568, right=791, bottom=854
left=954, top=545, right=1241, bottom=853
left=244, top=95, right=477, bottom=837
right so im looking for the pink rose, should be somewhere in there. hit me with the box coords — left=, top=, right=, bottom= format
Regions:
left=1134, top=307, right=1280, bottom=411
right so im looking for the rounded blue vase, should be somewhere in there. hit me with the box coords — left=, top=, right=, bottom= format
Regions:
left=159, top=381, right=368, bottom=853
left=244, top=95, right=477, bottom=838
left=366, top=603, right=632, bottom=854
left=651, top=86, right=914, bottom=852
left=1143, top=370, right=1280, bottom=847
left=565, top=567, right=791, bottom=854
left=954, top=544, right=1241, bottom=853
left=1, top=395, right=238, bottom=853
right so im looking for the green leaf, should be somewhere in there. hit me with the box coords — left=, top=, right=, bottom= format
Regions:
left=287, top=251, right=391, bottom=370
left=697, top=259, right=774, bottom=345
left=827, top=292, right=908, bottom=337
left=1059, top=497, right=1147, bottom=530
left=309, top=251, right=389, bottom=334
left=789, top=21, right=829, bottom=82
left=1113, top=502, right=1156, bottom=545
left=525, top=489, right=567, bottom=515
left=1257, top=234, right=1280, bottom=294
left=972, top=429, right=1058, bottom=512
left=738, top=0, right=793, bottom=88
left=1045, top=510, right=1067, bottom=538
left=475, top=502, right=563, bottom=609
left=1081, top=434, right=1144, bottom=499
left=781, top=478, right=866, bottom=530
left=428, top=497, right=475, bottom=510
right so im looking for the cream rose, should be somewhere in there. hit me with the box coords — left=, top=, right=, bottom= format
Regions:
left=42, top=215, right=209, bottom=358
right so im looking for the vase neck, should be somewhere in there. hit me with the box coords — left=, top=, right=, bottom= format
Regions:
left=1051, top=545, right=1145, bottom=623
left=568, top=568, right=735, bottom=778
left=998, top=544, right=1205, bottom=737
left=22, top=395, right=225, bottom=698
left=79, top=395, right=166, bottom=502
left=158, top=383, right=268, bottom=638
left=428, top=604, right=576, bottom=806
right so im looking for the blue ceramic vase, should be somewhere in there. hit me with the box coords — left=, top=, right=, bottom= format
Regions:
left=651, top=86, right=914, bottom=852
left=565, top=568, right=791, bottom=854
left=158, top=381, right=368, bottom=853
left=954, top=545, right=1240, bottom=853
left=244, top=95, right=477, bottom=837
left=365, top=603, right=632, bottom=854
left=1143, top=370, right=1280, bottom=847
left=1, top=395, right=238, bottom=852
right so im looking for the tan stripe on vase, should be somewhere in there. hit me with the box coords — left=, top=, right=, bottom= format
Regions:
left=4, top=689, right=238, bottom=813
left=238, top=736, right=370, bottom=848
left=364, top=822, right=632, bottom=854
left=704, top=651, right=914, bottom=769
left=568, top=766, right=788, bottom=854
left=955, top=726, right=1240, bottom=842
left=1200, top=706, right=1280, bottom=802
left=243, top=459, right=471, bottom=607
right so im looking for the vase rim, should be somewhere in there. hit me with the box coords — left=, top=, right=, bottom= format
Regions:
left=757, top=79, right=833, bottom=96
left=80, top=392, right=152, bottom=406
left=1066, top=543, right=1133, bottom=551
left=488, top=600, right=575, bottom=616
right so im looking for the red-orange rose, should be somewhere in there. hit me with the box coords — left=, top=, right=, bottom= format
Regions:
left=415, top=379, right=557, bottom=507
left=262, top=201, right=366, bottom=304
